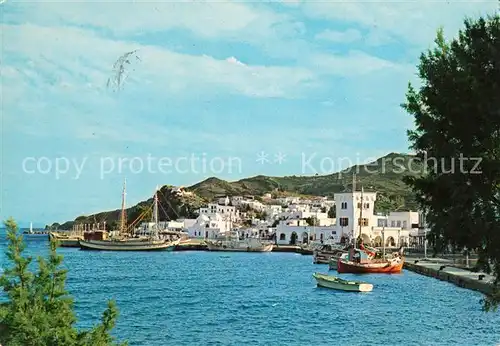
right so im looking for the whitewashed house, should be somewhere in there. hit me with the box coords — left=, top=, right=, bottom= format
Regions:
left=334, top=191, right=409, bottom=247
left=198, top=203, right=240, bottom=221
left=275, top=221, right=343, bottom=245
left=187, top=213, right=233, bottom=239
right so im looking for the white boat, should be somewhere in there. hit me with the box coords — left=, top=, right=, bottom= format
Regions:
left=79, top=183, right=180, bottom=252
left=312, top=272, right=373, bottom=292
left=206, top=230, right=274, bottom=252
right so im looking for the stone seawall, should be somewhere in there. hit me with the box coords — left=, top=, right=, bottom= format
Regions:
left=404, top=258, right=494, bottom=295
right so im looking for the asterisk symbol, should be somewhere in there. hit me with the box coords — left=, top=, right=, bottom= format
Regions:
left=274, top=152, right=286, bottom=164
left=256, top=151, right=270, bottom=164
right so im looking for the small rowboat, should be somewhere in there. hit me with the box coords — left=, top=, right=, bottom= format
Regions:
left=312, top=272, right=373, bottom=292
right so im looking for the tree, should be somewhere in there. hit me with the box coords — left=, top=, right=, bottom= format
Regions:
left=255, top=211, right=268, bottom=220
left=305, top=216, right=319, bottom=226
left=327, top=205, right=336, bottom=218
left=0, top=218, right=127, bottom=345
left=402, top=15, right=500, bottom=311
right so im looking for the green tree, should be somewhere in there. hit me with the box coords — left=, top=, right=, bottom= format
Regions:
left=327, top=205, right=336, bottom=218
left=0, top=218, right=127, bottom=345
left=402, top=15, right=500, bottom=311
left=255, top=211, right=268, bottom=220
left=305, top=216, right=319, bottom=226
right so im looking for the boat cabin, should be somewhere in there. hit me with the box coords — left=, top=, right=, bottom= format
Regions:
left=348, top=247, right=371, bottom=264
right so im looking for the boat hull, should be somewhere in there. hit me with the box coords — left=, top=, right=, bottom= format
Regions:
left=337, top=258, right=404, bottom=274
left=206, top=243, right=274, bottom=252
left=79, top=239, right=178, bottom=251
left=313, top=273, right=373, bottom=292
left=59, top=239, right=81, bottom=247
left=328, top=253, right=349, bottom=271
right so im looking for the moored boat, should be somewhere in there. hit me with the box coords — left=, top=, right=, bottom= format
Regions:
left=336, top=247, right=404, bottom=274
left=79, top=238, right=179, bottom=251
left=205, top=230, right=274, bottom=252
left=79, top=182, right=181, bottom=252
left=328, top=252, right=349, bottom=270
left=312, top=272, right=373, bottom=292
left=313, top=244, right=348, bottom=264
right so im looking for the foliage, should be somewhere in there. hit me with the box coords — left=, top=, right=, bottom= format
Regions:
left=305, top=217, right=319, bottom=227
left=328, top=206, right=336, bottom=218
left=254, top=211, right=268, bottom=220
left=402, top=15, right=500, bottom=311
left=0, top=218, right=127, bottom=345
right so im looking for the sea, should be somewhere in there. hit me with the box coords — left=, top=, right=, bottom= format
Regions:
left=1, top=233, right=500, bottom=346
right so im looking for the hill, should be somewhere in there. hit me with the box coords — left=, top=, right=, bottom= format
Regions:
left=55, top=152, right=423, bottom=229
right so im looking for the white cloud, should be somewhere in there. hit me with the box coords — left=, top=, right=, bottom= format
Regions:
left=310, top=51, right=401, bottom=77
left=301, top=1, right=498, bottom=48
left=1, top=24, right=315, bottom=100
left=315, top=29, right=362, bottom=43
left=4, top=0, right=298, bottom=43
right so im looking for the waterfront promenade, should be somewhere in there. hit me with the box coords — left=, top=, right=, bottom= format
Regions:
left=404, top=257, right=495, bottom=295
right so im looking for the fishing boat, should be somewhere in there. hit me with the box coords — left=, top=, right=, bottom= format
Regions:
left=328, top=252, right=349, bottom=270
left=337, top=247, right=404, bottom=274
left=79, top=182, right=180, bottom=251
left=313, top=244, right=348, bottom=264
left=312, top=272, right=373, bottom=292
left=205, top=230, right=274, bottom=252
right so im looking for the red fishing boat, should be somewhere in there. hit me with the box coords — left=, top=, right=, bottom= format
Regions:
left=337, top=247, right=404, bottom=274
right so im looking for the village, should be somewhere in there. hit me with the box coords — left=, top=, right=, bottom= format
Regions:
left=136, top=186, right=428, bottom=250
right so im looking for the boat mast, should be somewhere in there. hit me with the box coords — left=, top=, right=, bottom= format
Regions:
left=352, top=173, right=356, bottom=248
left=153, top=185, right=159, bottom=238
left=120, top=179, right=127, bottom=234
left=359, top=185, right=364, bottom=248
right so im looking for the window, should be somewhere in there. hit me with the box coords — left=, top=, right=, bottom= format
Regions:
left=339, top=217, right=349, bottom=226
left=377, top=219, right=387, bottom=227
left=279, top=233, right=286, bottom=240
left=403, top=221, right=407, bottom=229
left=391, top=221, right=396, bottom=227
left=340, top=202, right=347, bottom=210
left=365, top=203, right=369, bottom=209
left=358, top=218, right=368, bottom=226
left=332, top=231, right=336, bottom=235
left=396, top=221, right=401, bottom=227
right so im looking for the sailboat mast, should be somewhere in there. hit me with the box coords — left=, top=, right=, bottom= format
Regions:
left=359, top=185, right=364, bottom=247
left=352, top=173, right=356, bottom=247
left=153, top=186, right=159, bottom=236
left=120, top=179, right=127, bottom=234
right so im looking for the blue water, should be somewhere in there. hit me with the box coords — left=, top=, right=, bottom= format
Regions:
left=1, top=234, right=500, bottom=345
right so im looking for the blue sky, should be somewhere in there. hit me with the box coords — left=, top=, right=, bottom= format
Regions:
left=1, top=0, right=497, bottom=226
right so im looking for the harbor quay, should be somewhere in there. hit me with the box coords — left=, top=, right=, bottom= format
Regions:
left=404, top=257, right=495, bottom=295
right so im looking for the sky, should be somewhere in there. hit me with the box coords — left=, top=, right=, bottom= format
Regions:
left=1, top=0, right=498, bottom=226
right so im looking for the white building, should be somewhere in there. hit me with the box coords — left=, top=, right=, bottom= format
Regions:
left=335, top=191, right=377, bottom=239
left=240, top=200, right=265, bottom=211
left=276, top=197, right=300, bottom=205
left=334, top=191, right=412, bottom=247
left=264, top=205, right=283, bottom=219
left=387, top=211, right=419, bottom=229
left=187, top=214, right=233, bottom=239
left=275, top=223, right=343, bottom=245
left=199, top=203, right=240, bottom=220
